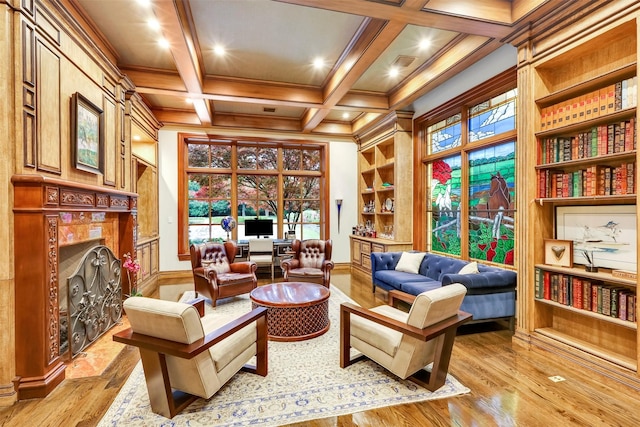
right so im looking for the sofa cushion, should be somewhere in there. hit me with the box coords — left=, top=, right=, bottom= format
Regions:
left=400, top=281, right=443, bottom=296
left=374, top=270, right=436, bottom=288
left=395, top=252, right=426, bottom=274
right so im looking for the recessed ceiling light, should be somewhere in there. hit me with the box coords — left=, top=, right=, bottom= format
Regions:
left=158, top=38, right=170, bottom=49
left=136, top=0, right=151, bottom=7
left=185, top=98, right=193, bottom=104
left=388, top=66, right=399, bottom=77
left=133, top=135, right=141, bottom=141
left=147, top=19, right=160, bottom=31
left=214, top=45, right=226, bottom=56
left=313, top=57, right=325, bottom=69
left=419, top=39, right=431, bottom=50
left=342, top=112, right=350, bottom=119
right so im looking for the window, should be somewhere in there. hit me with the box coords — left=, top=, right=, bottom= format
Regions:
left=178, top=135, right=328, bottom=259
left=417, top=69, right=517, bottom=266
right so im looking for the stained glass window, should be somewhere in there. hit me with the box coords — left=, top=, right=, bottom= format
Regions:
left=429, top=155, right=462, bottom=256
left=467, top=142, right=515, bottom=265
left=468, top=89, right=517, bottom=142
left=428, top=113, right=462, bottom=154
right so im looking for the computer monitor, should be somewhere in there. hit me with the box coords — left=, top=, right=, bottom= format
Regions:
left=244, top=218, right=273, bottom=238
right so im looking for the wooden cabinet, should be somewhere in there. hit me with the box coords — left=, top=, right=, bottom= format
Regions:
left=136, top=237, right=159, bottom=295
left=350, top=235, right=412, bottom=275
left=519, top=10, right=640, bottom=387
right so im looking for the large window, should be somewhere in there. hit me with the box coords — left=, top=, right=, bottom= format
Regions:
left=178, top=135, right=327, bottom=259
left=418, top=70, right=517, bottom=266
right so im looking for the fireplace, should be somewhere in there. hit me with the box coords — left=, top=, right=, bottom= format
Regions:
left=12, top=174, right=137, bottom=399
left=59, top=244, right=122, bottom=360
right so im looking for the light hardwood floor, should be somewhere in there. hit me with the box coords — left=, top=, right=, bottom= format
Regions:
left=2, top=271, right=640, bottom=426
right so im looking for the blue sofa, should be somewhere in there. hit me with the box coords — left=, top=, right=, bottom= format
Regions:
left=370, top=251, right=517, bottom=326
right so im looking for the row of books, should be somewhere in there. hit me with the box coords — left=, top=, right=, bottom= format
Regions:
left=537, top=161, right=636, bottom=198
left=539, top=77, right=637, bottom=131
left=535, top=268, right=636, bottom=322
left=538, top=119, right=636, bottom=165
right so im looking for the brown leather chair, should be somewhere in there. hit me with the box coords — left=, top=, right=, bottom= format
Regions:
left=281, top=239, right=334, bottom=288
left=190, top=241, right=257, bottom=306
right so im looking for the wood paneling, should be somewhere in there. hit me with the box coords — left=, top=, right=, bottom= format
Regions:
left=103, top=96, right=117, bottom=186
left=36, top=39, right=61, bottom=174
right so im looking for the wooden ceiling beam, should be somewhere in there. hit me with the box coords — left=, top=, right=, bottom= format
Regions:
left=274, top=0, right=512, bottom=38
left=152, top=0, right=211, bottom=125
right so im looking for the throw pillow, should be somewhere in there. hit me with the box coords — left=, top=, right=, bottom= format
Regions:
left=395, top=252, right=426, bottom=274
left=458, top=261, right=479, bottom=274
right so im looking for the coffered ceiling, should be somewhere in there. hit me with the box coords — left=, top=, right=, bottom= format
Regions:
left=68, top=0, right=577, bottom=138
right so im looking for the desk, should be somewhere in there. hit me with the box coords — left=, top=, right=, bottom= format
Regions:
left=250, top=282, right=330, bottom=341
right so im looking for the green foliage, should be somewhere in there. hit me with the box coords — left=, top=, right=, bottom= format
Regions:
left=189, top=200, right=209, bottom=217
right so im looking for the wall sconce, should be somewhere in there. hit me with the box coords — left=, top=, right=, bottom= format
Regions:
left=336, top=199, right=343, bottom=233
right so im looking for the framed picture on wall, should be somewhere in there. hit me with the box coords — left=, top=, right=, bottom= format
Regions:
left=71, top=92, right=104, bottom=175
left=544, top=239, right=573, bottom=268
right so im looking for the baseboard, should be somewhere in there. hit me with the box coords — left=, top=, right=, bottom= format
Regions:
left=158, top=270, right=192, bottom=285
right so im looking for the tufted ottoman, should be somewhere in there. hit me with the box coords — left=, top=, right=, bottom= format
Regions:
left=250, top=282, right=330, bottom=341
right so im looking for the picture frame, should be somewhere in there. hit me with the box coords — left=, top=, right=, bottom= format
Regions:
left=544, top=239, right=574, bottom=267
left=556, top=205, right=637, bottom=272
left=71, top=92, right=104, bottom=175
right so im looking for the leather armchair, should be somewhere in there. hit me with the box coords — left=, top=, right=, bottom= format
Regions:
left=190, top=241, right=257, bottom=306
left=340, top=284, right=472, bottom=391
left=114, top=297, right=268, bottom=418
left=281, top=239, right=334, bottom=288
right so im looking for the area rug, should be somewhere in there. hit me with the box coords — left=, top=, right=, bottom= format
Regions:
left=98, top=286, right=470, bottom=426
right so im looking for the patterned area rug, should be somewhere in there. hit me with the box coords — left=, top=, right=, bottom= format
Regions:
left=98, top=286, right=470, bottom=426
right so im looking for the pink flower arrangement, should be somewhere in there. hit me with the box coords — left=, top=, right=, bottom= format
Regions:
left=123, top=252, right=142, bottom=296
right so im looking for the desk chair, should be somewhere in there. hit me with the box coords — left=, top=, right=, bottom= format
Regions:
left=249, top=238, right=275, bottom=280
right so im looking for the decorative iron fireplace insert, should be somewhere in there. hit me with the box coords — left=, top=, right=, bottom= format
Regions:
left=59, top=245, right=123, bottom=359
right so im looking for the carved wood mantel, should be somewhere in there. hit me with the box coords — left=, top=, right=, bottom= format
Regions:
left=12, top=174, right=137, bottom=399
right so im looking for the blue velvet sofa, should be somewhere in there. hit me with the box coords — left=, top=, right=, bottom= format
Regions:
left=370, top=251, right=517, bottom=326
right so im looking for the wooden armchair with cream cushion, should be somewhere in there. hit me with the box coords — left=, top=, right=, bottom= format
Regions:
left=114, top=297, right=268, bottom=419
left=340, top=283, right=472, bottom=391
left=190, top=241, right=257, bottom=306
left=281, top=239, right=334, bottom=287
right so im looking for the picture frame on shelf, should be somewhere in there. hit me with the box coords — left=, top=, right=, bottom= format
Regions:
left=544, top=239, right=573, bottom=267
left=71, top=92, right=104, bottom=175
left=556, top=205, right=637, bottom=272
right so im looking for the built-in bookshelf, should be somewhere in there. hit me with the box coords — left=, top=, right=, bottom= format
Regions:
left=352, top=112, right=413, bottom=274
left=524, top=15, right=640, bottom=382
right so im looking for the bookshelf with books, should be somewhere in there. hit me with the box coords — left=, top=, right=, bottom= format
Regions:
left=351, top=111, right=413, bottom=274
left=519, top=13, right=640, bottom=385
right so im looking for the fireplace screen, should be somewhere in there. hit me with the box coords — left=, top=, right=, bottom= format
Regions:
left=60, top=245, right=123, bottom=358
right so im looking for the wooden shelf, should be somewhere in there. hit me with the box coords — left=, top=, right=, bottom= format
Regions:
left=536, top=63, right=637, bottom=107
left=535, top=298, right=637, bottom=329
left=534, top=327, right=637, bottom=371
left=534, top=195, right=636, bottom=204
left=356, top=112, right=413, bottom=244
left=535, top=151, right=637, bottom=170
left=535, top=264, right=638, bottom=287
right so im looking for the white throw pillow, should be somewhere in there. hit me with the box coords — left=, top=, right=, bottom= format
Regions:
left=395, top=252, right=426, bottom=274
left=458, top=261, right=479, bottom=274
